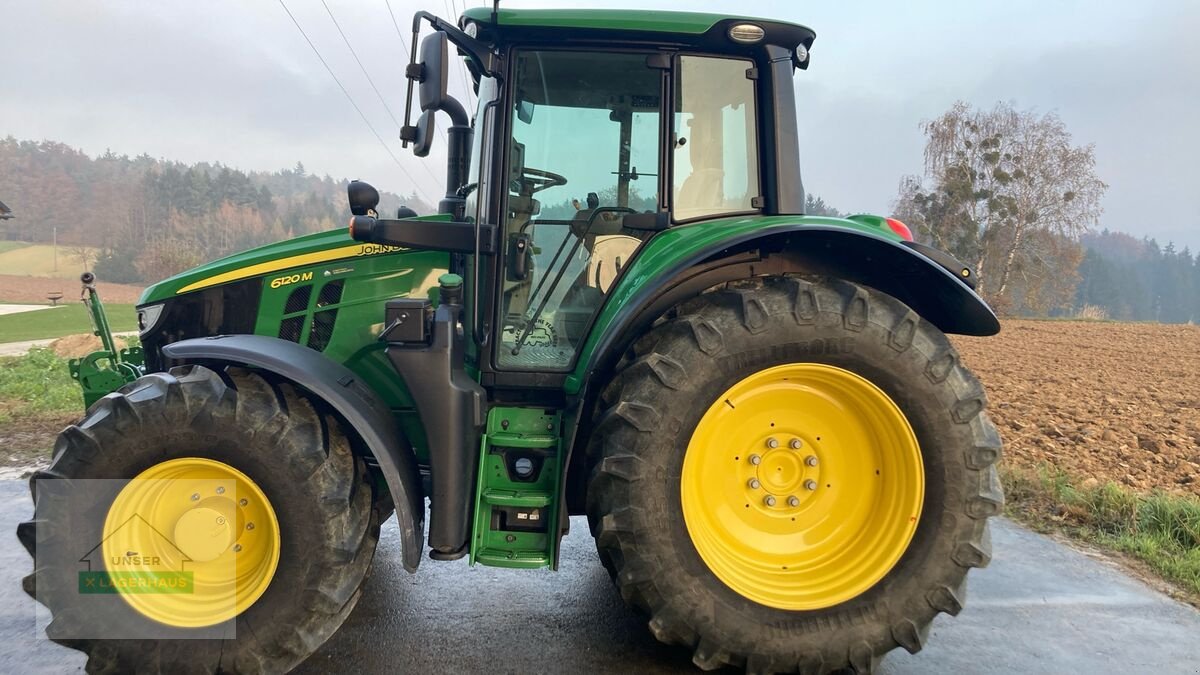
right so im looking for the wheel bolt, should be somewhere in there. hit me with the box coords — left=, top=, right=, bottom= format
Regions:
left=763, top=495, right=777, bottom=507
left=790, top=438, right=803, bottom=450
left=766, top=438, right=779, bottom=449
left=246, top=523, right=255, bottom=530
left=749, top=454, right=762, bottom=465
left=239, top=498, right=248, bottom=506
left=190, top=493, right=200, bottom=501
left=233, top=544, right=242, bottom=553
left=747, top=478, right=761, bottom=490
left=804, top=479, right=818, bottom=491
left=216, top=516, right=226, bottom=525
left=788, top=495, right=800, bottom=507
left=216, top=486, right=225, bottom=495
left=805, top=455, right=819, bottom=467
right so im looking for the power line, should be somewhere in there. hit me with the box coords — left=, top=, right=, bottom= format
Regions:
left=455, top=0, right=476, bottom=104
left=320, top=0, right=443, bottom=188
left=276, top=0, right=435, bottom=203
left=443, top=0, right=474, bottom=106
left=383, top=0, right=411, bottom=62
left=319, top=0, right=402, bottom=130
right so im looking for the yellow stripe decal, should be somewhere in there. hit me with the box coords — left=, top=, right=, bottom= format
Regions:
left=176, top=244, right=378, bottom=294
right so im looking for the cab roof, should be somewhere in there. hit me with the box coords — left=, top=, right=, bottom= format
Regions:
left=461, top=7, right=812, bottom=36
left=459, top=7, right=815, bottom=62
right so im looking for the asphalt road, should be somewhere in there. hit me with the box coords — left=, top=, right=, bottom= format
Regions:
left=2, top=479, right=1198, bottom=674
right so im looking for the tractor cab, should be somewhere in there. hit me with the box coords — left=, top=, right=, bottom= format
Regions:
left=351, top=8, right=814, bottom=374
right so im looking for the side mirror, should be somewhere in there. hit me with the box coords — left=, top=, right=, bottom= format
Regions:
left=418, top=32, right=449, bottom=113
left=348, top=180, right=380, bottom=216
left=413, top=110, right=435, bottom=158
left=517, top=99, right=535, bottom=124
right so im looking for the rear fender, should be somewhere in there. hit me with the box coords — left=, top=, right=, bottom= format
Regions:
left=161, top=335, right=425, bottom=572
left=577, top=224, right=998, bottom=391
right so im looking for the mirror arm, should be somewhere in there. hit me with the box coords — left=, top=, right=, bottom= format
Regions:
left=400, top=22, right=421, bottom=148
left=403, top=11, right=499, bottom=147
left=441, top=96, right=469, bottom=128
left=410, top=10, right=501, bottom=78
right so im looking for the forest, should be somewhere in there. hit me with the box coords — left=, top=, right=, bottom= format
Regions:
left=1074, top=230, right=1200, bottom=323
left=0, top=137, right=429, bottom=283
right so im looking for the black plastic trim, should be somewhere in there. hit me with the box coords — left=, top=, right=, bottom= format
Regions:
left=762, top=43, right=803, bottom=215
left=161, top=335, right=426, bottom=572
left=385, top=299, right=486, bottom=557
left=903, top=240, right=977, bottom=289
left=351, top=215, right=496, bottom=254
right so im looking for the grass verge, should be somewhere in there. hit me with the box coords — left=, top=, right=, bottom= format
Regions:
left=1003, top=463, right=1200, bottom=601
left=0, top=348, right=82, bottom=468
left=0, top=348, right=81, bottom=421
left=0, top=303, right=137, bottom=342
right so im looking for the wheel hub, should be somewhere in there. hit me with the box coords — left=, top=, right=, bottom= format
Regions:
left=102, top=458, right=280, bottom=628
left=752, top=441, right=816, bottom=504
left=681, top=363, right=924, bottom=611
left=173, top=505, right=234, bottom=562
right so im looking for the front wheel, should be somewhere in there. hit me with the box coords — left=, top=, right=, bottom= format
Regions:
left=19, top=365, right=379, bottom=673
left=586, top=276, right=1003, bottom=673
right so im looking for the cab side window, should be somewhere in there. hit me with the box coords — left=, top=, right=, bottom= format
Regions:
left=672, top=56, right=760, bottom=221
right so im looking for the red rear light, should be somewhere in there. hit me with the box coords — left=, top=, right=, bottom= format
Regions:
left=885, top=217, right=914, bottom=242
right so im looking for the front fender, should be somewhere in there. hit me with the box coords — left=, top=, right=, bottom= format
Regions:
left=161, top=335, right=425, bottom=572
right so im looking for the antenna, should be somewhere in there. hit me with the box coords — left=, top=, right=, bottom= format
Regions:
left=492, top=0, right=499, bottom=23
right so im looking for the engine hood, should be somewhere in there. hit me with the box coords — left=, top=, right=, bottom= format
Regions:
left=139, top=218, right=447, bottom=305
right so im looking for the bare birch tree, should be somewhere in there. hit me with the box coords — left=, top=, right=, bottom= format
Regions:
left=895, top=101, right=1106, bottom=311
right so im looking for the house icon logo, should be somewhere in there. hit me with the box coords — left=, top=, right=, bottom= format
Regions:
left=77, top=514, right=195, bottom=594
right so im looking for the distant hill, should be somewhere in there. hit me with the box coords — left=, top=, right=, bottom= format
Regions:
left=0, top=137, right=433, bottom=283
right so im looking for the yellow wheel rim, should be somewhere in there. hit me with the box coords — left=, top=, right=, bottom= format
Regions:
left=681, top=363, right=923, bottom=611
left=102, top=458, right=280, bottom=627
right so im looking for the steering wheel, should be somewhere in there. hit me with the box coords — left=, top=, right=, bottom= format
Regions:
left=521, top=167, right=567, bottom=194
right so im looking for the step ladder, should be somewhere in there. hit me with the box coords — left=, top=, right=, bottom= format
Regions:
left=469, top=407, right=562, bottom=569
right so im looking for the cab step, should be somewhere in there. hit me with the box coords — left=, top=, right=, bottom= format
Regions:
left=469, top=407, right=562, bottom=569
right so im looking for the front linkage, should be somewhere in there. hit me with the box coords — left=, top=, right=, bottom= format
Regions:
left=68, top=272, right=143, bottom=408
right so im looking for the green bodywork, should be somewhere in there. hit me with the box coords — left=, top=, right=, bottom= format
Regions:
left=471, top=406, right=562, bottom=568
left=134, top=220, right=452, bottom=463
left=138, top=216, right=451, bottom=303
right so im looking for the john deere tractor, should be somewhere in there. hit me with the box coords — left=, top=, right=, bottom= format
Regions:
left=21, top=7, right=1003, bottom=674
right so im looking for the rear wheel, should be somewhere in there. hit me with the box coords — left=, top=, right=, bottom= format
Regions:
left=19, top=365, right=379, bottom=673
left=586, top=276, right=1003, bottom=673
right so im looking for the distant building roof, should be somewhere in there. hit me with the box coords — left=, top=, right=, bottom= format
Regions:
left=0, top=200, right=11, bottom=219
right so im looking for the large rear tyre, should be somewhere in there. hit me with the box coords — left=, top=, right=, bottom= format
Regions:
left=586, top=276, right=1003, bottom=673
left=18, top=365, right=379, bottom=674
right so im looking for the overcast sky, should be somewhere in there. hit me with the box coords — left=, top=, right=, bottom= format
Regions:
left=3, top=0, right=1197, bottom=251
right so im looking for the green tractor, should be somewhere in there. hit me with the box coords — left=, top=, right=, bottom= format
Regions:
left=21, top=7, right=1003, bottom=674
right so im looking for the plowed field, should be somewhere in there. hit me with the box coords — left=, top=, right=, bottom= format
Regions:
left=953, top=320, right=1200, bottom=495
left=0, top=274, right=144, bottom=304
